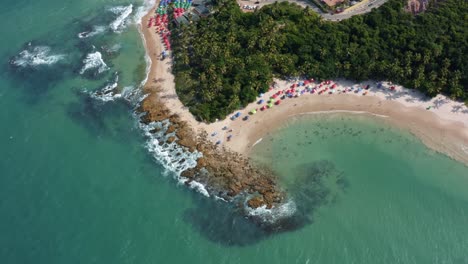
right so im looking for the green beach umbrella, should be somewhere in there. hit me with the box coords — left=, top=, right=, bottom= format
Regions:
left=268, top=103, right=273, bottom=108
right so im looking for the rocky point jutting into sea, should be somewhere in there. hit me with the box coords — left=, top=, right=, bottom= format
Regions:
left=137, top=0, right=468, bottom=228
left=138, top=83, right=286, bottom=215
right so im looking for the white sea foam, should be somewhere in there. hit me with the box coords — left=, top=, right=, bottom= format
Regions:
left=11, top=46, right=65, bottom=67
left=141, top=120, right=202, bottom=172
left=89, top=74, right=121, bottom=102
left=461, top=145, right=468, bottom=155
left=107, top=43, right=122, bottom=53
left=109, top=4, right=133, bottom=32
left=138, top=33, right=152, bottom=87
left=78, top=25, right=106, bottom=38
left=134, top=0, right=156, bottom=25
left=79, top=51, right=109, bottom=75
left=246, top=199, right=297, bottom=224
left=252, top=138, right=263, bottom=147
left=134, top=1, right=154, bottom=88
left=183, top=180, right=210, bottom=197
left=139, top=120, right=209, bottom=196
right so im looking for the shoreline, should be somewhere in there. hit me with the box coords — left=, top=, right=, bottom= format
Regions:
left=139, top=1, right=468, bottom=202
left=221, top=85, right=468, bottom=165
left=139, top=5, right=287, bottom=211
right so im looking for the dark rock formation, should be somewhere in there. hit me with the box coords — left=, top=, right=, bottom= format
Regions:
left=138, top=85, right=285, bottom=210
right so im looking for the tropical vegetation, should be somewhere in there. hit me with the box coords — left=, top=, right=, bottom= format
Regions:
left=170, top=0, right=467, bottom=121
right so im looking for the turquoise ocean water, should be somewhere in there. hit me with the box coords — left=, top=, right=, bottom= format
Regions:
left=0, top=0, right=467, bottom=263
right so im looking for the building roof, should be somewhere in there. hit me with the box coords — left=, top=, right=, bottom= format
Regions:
left=175, top=15, right=189, bottom=26
left=187, top=11, right=200, bottom=21
left=192, top=0, right=207, bottom=6
left=194, top=5, right=210, bottom=16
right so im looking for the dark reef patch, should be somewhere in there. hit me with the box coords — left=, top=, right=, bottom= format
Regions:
left=66, top=88, right=135, bottom=141
left=184, top=160, right=347, bottom=246
left=5, top=42, right=72, bottom=104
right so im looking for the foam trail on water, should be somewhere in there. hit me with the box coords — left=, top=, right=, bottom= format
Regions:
left=135, top=0, right=155, bottom=88
left=78, top=25, right=106, bottom=38
left=109, top=4, right=133, bottom=32
left=134, top=0, right=156, bottom=25
left=252, top=138, right=263, bottom=147
left=11, top=46, right=65, bottom=67
left=79, top=51, right=109, bottom=74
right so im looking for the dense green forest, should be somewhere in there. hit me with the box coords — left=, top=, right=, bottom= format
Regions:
left=170, top=0, right=467, bottom=121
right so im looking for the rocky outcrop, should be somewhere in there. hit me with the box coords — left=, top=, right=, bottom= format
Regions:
left=138, top=84, right=285, bottom=210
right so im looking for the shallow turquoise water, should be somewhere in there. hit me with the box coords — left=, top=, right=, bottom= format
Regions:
left=1, top=0, right=468, bottom=263
left=251, top=114, right=468, bottom=263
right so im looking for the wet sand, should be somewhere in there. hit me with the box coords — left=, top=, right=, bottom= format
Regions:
left=140, top=4, right=468, bottom=166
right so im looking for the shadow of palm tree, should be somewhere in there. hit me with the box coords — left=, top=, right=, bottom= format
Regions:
left=451, top=104, right=464, bottom=113
left=432, top=97, right=447, bottom=109
left=385, top=91, right=405, bottom=100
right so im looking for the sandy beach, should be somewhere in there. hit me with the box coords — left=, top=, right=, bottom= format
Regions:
left=140, top=4, right=468, bottom=165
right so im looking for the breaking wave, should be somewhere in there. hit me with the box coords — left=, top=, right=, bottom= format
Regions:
left=246, top=199, right=297, bottom=224
left=78, top=25, right=106, bottom=38
left=134, top=0, right=156, bottom=25
left=109, top=4, right=133, bottom=33
left=139, top=119, right=208, bottom=196
left=10, top=45, right=65, bottom=67
left=89, top=73, right=121, bottom=102
left=79, top=51, right=109, bottom=75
